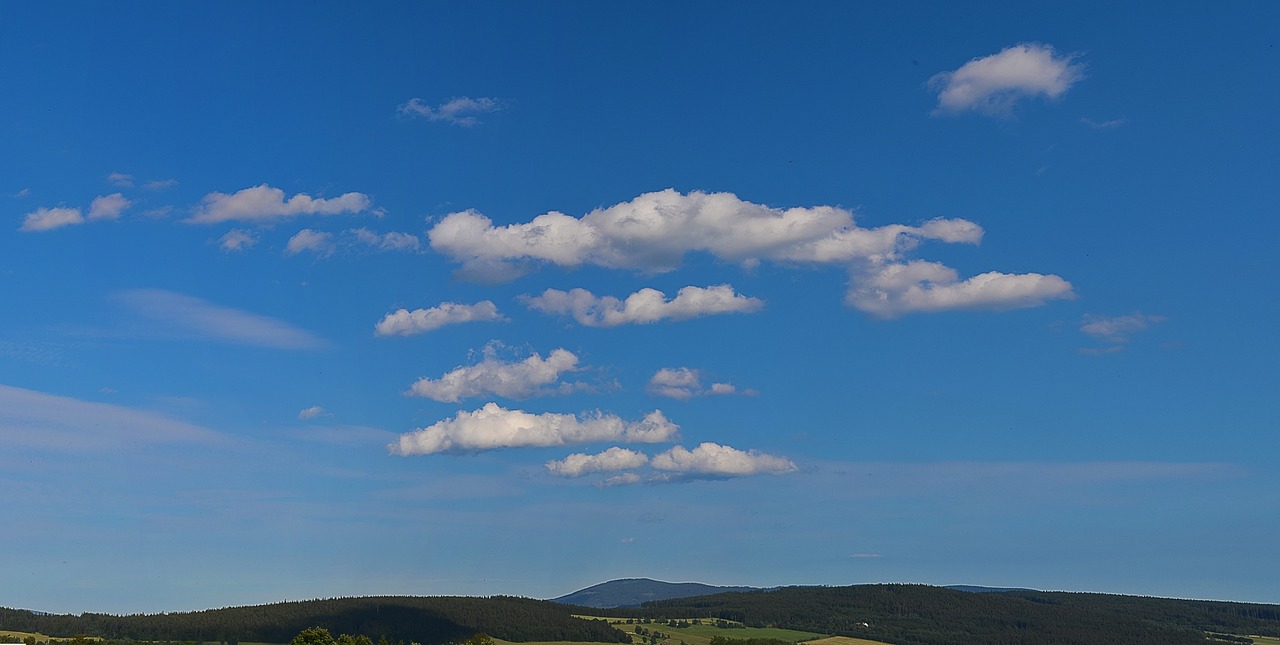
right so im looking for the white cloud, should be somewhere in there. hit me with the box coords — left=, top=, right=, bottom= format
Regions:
left=397, top=96, right=503, bottom=126
left=408, top=346, right=584, bottom=402
left=845, top=261, right=1075, bottom=318
left=545, top=446, right=650, bottom=477
left=375, top=301, right=505, bottom=337
left=647, top=367, right=746, bottom=399
left=429, top=188, right=1071, bottom=318
left=1080, top=312, right=1164, bottom=343
left=428, top=189, right=982, bottom=280
left=522, top=284, right=763, bottom=327
left=219, top=229, right=258, bottom=252
left=390, top=403, right=680, bottom=455
left=930, top=43, right=1084, bottom=116
left=13, top=188, right=31, bottom=198
left=651, top=442, right=797, bottom=478
left=113, top=289, right=326, bottom=349
left=285, top=228, right=336, bottom=257
left=604, top=474, right=644, bottom=487
left=298, top=405, right=329, bottom=420
left=350, top=227, right=421, bottom=252
left=143, top=178, right=179, bottom=190
left=107, top=172, right=134, bottom=187
left=0, top=383, right=221, bottom=451
left=88, top=193, right=131, bottom=220
left=19, top=206, right=83, bottom=232
left=187, top=184, right=373, bottom=224
left=1081, top=117, right=1127, bottom=129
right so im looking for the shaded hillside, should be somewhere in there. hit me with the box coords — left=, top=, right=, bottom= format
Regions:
left=554, top=579, right=756, bottom=609
left=600, top=584, right=1280, bottom=645
left=0, top=597, right=629, bottom=645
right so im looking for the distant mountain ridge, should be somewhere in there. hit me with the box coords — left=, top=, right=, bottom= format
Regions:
left=553, top=578, right=757, bottom=608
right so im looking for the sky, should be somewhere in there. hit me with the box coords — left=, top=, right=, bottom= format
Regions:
left=2, top=2, right=1279, bottom=615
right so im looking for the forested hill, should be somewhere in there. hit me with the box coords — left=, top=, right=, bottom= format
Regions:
left=0, top=596, right=629, bottom=645
left=553, top=579, right=756, bottom=608
left=600, top=584, right=1280, bottom=645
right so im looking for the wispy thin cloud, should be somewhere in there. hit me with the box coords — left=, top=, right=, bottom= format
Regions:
left=112, top=289, right=327, bottom=349
left=0, top=384, right=223, bottom=451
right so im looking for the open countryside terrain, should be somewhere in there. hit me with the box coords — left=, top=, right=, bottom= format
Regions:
left=577, top=617, right=825, bottom=645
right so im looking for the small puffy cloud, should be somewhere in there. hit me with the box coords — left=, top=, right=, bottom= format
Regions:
left=285, top=229, right=336, bottom=257
left=113, top=288, right=326, bottom=349
left=187, top=184, right=373, bottom=224
left=408, top=346, right=584, bottom=402
left=648, top=367, right=747, bottom=399
left=930, top=43, right=1084, bottom=116
left=398, top=96, right=504, bottom=126
left=651, top=442, right=797, bottom=478
left=428, top=189, right=982, bottom=281
left=350, top=227, right=421, bottom=253
left=846, top=261, right=1075, bottom=318
left=219, top=229, right=258, bottom=252
left=545, top=446, right=650, bottom=477
left=522, top=284, right=763, bottom=327
left=1081, top=117, right=1127, bottom=129
left=390, top=403, right=680, bottom=455
left=143, top=178, right=179, bottom=190
left=1080, top=312, right=1164, bottom=343
left=298, top=405, right=329, bottom=420
left=107, top=172, right=134, bottom=187
left=19, top=206, right=83, bottom=232
left=88, top=193, right=131, bottom=220
left=375, top=301, right=505, bottom=337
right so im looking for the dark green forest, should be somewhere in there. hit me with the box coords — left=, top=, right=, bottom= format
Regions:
left=0, top=596, right=627, bottom=645
left=597, top=584, right=1280, bottom=645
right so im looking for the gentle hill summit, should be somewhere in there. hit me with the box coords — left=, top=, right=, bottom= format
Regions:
left=553, top=578, right=756, bottom=608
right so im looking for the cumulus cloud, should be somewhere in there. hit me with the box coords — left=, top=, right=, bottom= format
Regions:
left=88, top=193, right=131, bottom=220
left=107, top=172, right=134, bottom=187
left=113, top=289, right=326, bottom=349
left=397, top=96, right=504, bottom=126
left=143, top=178, right=179, bottom=190
left=648, top=367, right=747, bottom=399
left=651, top=442, right=797, bottom=478
left=845, top=261, right=1074, bottom=318
left=285, top=228, right=336, bottom=257
left=219, top=229, right=258, bottom=252
left=545, top=446, right=650, bottom=477
left=390, top=403, right=679, bottom=455
left=298, top=405, right=329, bottom=420
left=408, top=346, right=585, bottom=402
left=428, top=189, right=982, bottom=280
left=19, top=206, right=83, bottom=232
left=375, top=301, right=505, bottom=337
left=930, top=43, right=1084, bottom=116
left=350, top=227, right=421, bottom=252
left=1080, top=312, right=1164, bottom=344
left=522, top=284, right=763, bottom=327
left=187, top=184, right=373, bottom=224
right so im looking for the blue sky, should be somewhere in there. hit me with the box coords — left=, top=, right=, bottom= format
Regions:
left=2, top=2, right=1279, bottom=614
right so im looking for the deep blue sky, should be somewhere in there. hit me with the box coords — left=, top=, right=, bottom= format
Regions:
left=2, top=2, right=1278, bottom=614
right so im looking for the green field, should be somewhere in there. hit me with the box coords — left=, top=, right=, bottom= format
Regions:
left=575, top=617, right=823, bottom=645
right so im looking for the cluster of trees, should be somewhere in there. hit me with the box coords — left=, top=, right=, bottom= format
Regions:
left=594, top=584, right=1280, bottom=645
left=0, top=598, right=629, bottom=645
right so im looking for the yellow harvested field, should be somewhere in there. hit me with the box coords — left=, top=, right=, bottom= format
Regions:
left=802, top=637, right=893, bottom=645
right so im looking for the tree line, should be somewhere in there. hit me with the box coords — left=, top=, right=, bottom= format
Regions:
left=0, top=597, right=629, bottom=645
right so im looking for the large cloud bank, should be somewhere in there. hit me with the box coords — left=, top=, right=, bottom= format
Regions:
left=429, top=189, right=1072, bottom=316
